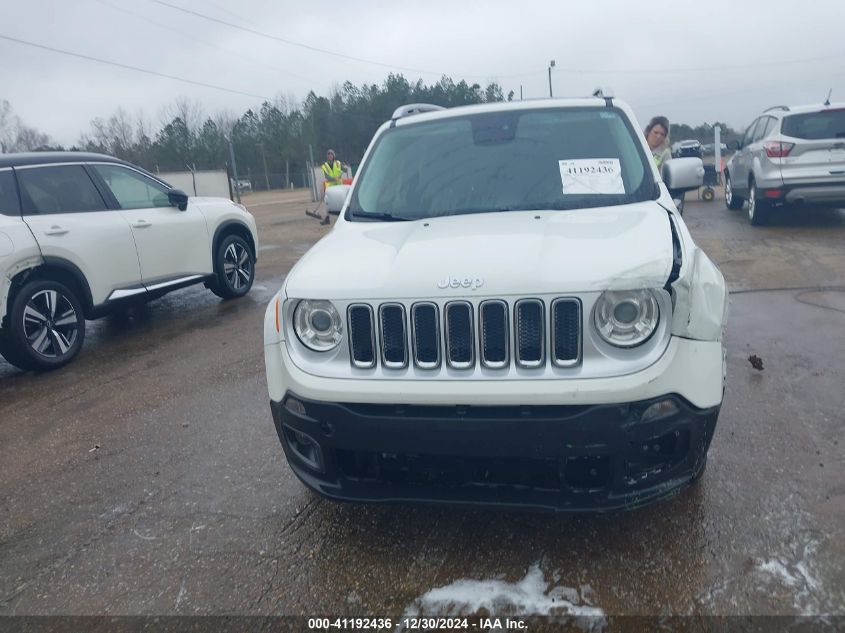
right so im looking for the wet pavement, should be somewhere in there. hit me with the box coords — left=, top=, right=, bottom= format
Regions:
left=1, top=190, right=844, bottom=619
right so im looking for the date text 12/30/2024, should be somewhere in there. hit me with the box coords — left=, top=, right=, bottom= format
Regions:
left=307, top=617, right=529, bottom=630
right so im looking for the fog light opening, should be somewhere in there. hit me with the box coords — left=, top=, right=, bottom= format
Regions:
left=284, top=396, right=307, bottom=417
left=293, top=430, right=312, bottom=446
left=641, top=398, right=679, bottom=422
left=283, top=425, right=324, bottom=473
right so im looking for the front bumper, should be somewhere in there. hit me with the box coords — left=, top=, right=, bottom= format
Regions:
left=270, top=393, right=719, bottom=512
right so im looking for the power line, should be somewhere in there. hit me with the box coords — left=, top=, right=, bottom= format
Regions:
left=148, top=1, right=845, bottom=83
left=93, top=0, right=314, bottom=84
left=0, top=33, right=270, bottom=100
left=204, top=0, right=265, bottom=29
left=148, top=0, right=449, bottom=77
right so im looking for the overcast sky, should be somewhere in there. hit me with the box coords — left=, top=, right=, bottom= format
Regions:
left=1, top=0, right=843, bottom=146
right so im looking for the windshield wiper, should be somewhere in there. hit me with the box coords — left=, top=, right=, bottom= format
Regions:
left=349, top=211, right=413, bottom=222
left=441, top=202, right=578, bottom=216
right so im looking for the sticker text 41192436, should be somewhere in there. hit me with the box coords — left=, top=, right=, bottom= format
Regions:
left=559, top=158, right=625, bottom=195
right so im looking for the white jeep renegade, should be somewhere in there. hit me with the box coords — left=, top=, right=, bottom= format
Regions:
left=0, top=152, right=258, bottom=371
left=263, top=97, right=727, bottom=511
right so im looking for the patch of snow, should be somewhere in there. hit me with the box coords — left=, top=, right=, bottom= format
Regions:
left=400, top=564, right=604, bottom=629
left=758, top=559, right=799, bottom=588
left=756, top=547, right=824, bottom=616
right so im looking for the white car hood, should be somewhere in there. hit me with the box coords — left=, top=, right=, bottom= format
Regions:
left=286, top=202, right=675, bottom=299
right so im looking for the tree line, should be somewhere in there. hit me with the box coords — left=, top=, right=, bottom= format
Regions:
left=2, top=75, right=742, bottom=185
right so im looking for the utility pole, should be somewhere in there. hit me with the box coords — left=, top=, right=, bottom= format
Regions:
left=228, top=139, right=241, bottom=204
left=257, top=142, right=270, bottom=191
left=714, top=124, right=722, bottom=176
left=308, top=143, right=318, bottom=202
left=520, top=85, right=523, bottom=100
left=548, top=60, right=555, bottom=98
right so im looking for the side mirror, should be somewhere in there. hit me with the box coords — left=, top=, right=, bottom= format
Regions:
left=167, top=188, right=189, bottom=211
left=325, top=184, right=351, bottom=215
left=662, top=157, right=705, bottom=192
left=729, top=140, right=742, bottom=151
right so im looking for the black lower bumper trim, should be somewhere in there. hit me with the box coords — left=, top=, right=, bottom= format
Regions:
left=269, top=393, right=719, bottom=512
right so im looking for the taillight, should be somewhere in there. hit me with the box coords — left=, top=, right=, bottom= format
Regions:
left=764, top=141, right=794, bottom=158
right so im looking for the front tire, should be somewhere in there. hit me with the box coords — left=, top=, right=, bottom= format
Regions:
left=0, top=280, right=86, bottom=371
left=209, top=235, right=255, bottom=299
left=725, top=173, right=744, bottom=210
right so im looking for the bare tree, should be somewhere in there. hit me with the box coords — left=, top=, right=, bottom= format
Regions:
left=272, top=92, right=298, bottom=117
left=161, top=97, right=204, bottom=134
left=79, top=108, right=136, bottom=158
left=1, top=99, right=15, bottom=153
left=213, top=110, right=237, bottom=138
left=135, top=111, right=152, bottom=142
left=111, top=108, right=134, bottom=154
left=13, top=125, right=52, bottom=152
left=0, top=100, right=54, bottom=152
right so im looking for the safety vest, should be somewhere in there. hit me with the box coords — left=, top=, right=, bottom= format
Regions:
left=653, top=147, right=669, bottom=168
left=321, top=159, right=343, bottom=187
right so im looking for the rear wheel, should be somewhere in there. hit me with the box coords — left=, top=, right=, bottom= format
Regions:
left=209, top=234, right=255, bottom=299
left=725, top=173, right=744, bottom=210
left=0, top=279, right=86, bottom=371
left=748, top=179, right=769, bottom=226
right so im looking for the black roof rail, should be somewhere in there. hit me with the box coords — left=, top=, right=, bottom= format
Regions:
left=763, top=105, right=790, bottom=113
left=592, top=87, right=614, bottom=107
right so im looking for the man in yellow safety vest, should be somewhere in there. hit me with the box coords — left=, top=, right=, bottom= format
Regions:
left=319, top=149, right=344, bottom=225
left=321, top=149, right=343, bottom=187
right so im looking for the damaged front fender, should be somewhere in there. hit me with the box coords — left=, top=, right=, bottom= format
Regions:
left=671, top=246, right=728, bottom=342
left=1, top=254, right=45, bottom=325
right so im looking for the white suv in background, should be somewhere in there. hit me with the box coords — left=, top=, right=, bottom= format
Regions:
left=0, top=152, right=258, bottom=371
left=724, top=102, right=845, bottom=224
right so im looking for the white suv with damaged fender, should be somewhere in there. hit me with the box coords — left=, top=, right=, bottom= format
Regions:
left=263, top=97, right=727, bottom=511
left=0, top=152, right=258, bottom=371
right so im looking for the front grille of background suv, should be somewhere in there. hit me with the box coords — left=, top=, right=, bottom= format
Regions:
left=347, top=299, right=581, bottom=370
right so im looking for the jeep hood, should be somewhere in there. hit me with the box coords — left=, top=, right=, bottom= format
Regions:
left=285, top=202, right=675, bottom=299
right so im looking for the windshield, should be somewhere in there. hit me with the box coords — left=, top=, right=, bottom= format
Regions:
left=348, top=107, right=655, bottom=221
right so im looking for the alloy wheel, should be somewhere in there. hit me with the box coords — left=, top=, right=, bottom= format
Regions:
left=223, top=242, right=252, bottom=290
left=22, top=289, right=80, bottom=358
left=748, top=183, right=757, bottom=222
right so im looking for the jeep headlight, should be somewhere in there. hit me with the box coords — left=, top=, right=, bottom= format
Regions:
left=593, top=289, right=660, bottom=348
left=293, top=300, right=343, bottom=351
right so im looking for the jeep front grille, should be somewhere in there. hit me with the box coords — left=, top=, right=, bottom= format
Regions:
left=348, top=305, right=376, bottom=368
left=552, top=299, right=581, bottom=366
left=445, top=301, right=474, bottom=368
left=479, top=300, right=508, bottom=368
left=347, top=298, right=581, bottom=371
left=378, top=304, right=407, bottom=369
left=411, top=302, right=440, bottom=369
left=515, top=299, right=544, bottom=368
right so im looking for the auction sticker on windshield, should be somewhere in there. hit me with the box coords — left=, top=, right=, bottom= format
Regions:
left=559, top=158, right=624, bottom=195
